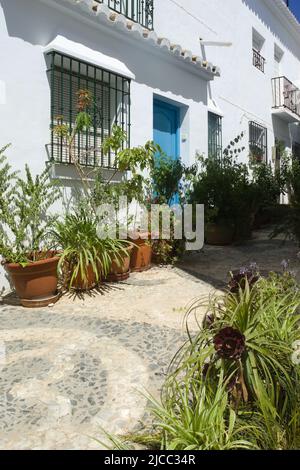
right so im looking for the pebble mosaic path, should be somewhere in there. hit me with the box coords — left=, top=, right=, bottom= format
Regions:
left=0, top=229, right=298, bottom=450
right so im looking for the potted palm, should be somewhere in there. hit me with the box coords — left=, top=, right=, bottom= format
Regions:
left=0, top=147, right=61, bottom=307
left=51, top=207, right=132, bottom=290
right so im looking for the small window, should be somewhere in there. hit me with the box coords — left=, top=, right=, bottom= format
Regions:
left=47, top=52, right=131, bottom=168
left=252, top=28, right=266, bottom=73
left=274, top=44, right=284, bottom=77
left=249, top=121, right=267, bottom=163
left=208, top=112, right=222, bottom=159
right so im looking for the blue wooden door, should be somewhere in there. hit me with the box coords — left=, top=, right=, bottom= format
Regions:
left=153, top=99, right=180, bottom=204
left=153, top=99, right=180, bottom=161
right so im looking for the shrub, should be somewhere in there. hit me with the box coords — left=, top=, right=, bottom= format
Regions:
left=156, top=273, right=300, bottom=450
left=0, top=146, right=60, bottom=264
left=272, top=156, right=300, bottom=245
left=187, top=150, right=253, bottom=229
left=51, top=208, right=130, bottom=289
left=107, top=272, right=300, bottom=450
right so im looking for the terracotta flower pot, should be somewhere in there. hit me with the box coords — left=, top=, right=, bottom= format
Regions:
left=128, top=232, right=152, bottom=272
left=205, top=223, right=235, bottom=246
left=106, top=245, right=133, bottom=282
left=71, top=264, right=98, bottom=291
left=5, top=255, right=59, bottom=307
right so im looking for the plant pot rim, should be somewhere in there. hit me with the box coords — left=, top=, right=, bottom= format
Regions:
left=128, top=231, right=151, bottom=240
left=5, top=255, right=60, bottom=271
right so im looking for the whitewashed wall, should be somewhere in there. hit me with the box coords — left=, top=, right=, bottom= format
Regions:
left=156, top=0, right=300, bottom=159
left=0, top=0, right=211, bottom=291
left=1, top=0, right=300, bottom=291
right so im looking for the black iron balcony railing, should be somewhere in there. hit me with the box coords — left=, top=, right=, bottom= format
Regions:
left=272, top=76, right=300, bottom=118
left=253, top=49, right=265, bottom=73
left=95, top=0, right=154, bottom=30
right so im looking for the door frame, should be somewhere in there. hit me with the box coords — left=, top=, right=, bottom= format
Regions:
left=153, top=98, right=180, bottom=161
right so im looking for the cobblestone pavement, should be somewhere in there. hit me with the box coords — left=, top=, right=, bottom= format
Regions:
left=0, top=229, right=298, bottom=450
left=178, top=228, right=300, bottom=287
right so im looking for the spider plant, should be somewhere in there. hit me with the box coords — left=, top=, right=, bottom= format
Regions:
left=51, top=209, right=130, bottom=289
left=160, top=272, right=300, bottom=449
left=145, top=373, right=260, bottom=450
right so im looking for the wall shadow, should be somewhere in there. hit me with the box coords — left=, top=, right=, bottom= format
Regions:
left=1, top=0, right=208, bottom=104
left=242, top=0, right=300, bottom=62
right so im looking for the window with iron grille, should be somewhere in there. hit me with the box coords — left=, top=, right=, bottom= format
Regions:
left=249, top=121, right=267, bottom=163
left=47, top=51, right=131, bottom=168
left=95, top=0, right=154, bottom=30
left=208, top=112, right=222, bottom=158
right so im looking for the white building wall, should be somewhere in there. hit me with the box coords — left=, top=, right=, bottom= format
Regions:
left=156, top=0, right=300, bottom=158
left=0, top=0, right=210, bottom=291
left=1, top=0, right=300, bottom=291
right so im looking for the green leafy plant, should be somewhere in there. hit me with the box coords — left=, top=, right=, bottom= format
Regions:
left=0, top=147, right=60, bottom=265
left=98, top=269, right=300, bottom=450
left=51, top=208, right=130, bottom=289
left=156, top=272, right=300, bottom=450
left=271, top=155, right=300, bottom=245
left=187, top=143, right=251, bottom=228
left=149, top=152, right=195, bottom=205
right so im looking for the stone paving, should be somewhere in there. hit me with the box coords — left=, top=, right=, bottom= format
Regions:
left=0, top=228, right=299, bottom=450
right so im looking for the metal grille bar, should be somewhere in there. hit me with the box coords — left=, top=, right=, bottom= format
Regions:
left=208, top=112, right=222, bottom=159
left=47, top=51, right=131, bottom=168
left=249, top=121, right=268, bottom=164
left=272, top=76, right=300, bottom=118
left=95, top=0, right=154, bottom=30
left=253, top=49, right=265, bottom=73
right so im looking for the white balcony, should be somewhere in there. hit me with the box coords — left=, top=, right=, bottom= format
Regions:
left=272, top=76, right=300, bottom=123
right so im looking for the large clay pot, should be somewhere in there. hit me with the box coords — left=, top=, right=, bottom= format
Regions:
left=129, top=232, right=152, bottom=272
left=106, top=245, right=133, bottom=282
left=205, top=223, right=235, bottom=246
left=71, top=264, right=98, bottom=291
left=5, top=255, right=59, bottom=306
left=234, top=215, right=254, bottom=241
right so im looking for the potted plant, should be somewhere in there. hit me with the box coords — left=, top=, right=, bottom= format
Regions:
left=187, top=134, right=258, bottom=245
left=106, top=243, right=133, bottom=282
left=250, top=144, right=264, bottom=164
left=0, top=147, right=61, bottom=307
left=51, top=207, right=132, bottom=290
left=92, top=126, right=159, bottom=273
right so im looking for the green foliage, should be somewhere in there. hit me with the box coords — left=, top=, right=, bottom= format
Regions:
left=187, top=148, right=252, bottom=226
left=102, top=124, right=127, bottom=157
left=187, top=133, right=282, bottom=237
left=251, top=162, right=281, bottom=210
left=151, top=219, right=186, bottom=265
left=150, top=152, right=195, bottom=205
left=51, top=208, right=130, bottom=289
left=102, top=125, right=158, bottom=176
left=99, top=271, right=300, bottom=451
left=93, top=126, right=160, bottom=220
left=155, top=273, right=300, bottom=450
left=75, top=112, right=92, bottom=133
left=0, top=147, right=60, bottom=264
left=145, top=375, right=260, bottom=450
left=272, top=156, right=300, bottom=245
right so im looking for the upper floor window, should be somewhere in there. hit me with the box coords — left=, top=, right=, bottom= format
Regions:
left=95, top=0, right=154, bottom=30
left=47, top=52, right=131, bottom=168
left=249, top=121, right=267, bottom=164
left=252, top=28, right=266, bottom=73
left=208, top=112, right=222, bottom=159
left=274, top=44, right=284, bottom=77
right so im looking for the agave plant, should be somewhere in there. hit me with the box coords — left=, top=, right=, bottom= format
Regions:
left=51, top=209, right=130, bottom=289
